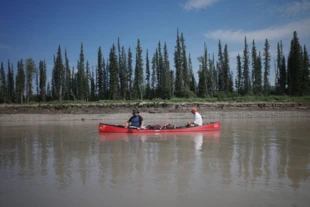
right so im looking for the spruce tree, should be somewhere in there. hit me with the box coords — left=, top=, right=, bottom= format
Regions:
left=223, top=44, right=230, bottom=93
left=85, top=60, right=90, bottom=101
left=252, top=40, right=260, bottom=94
left=188, top=54, right=196, bottom=94
left=302, top=45, right=310, bottom=95
left=243, top=37, right=250, bottom=95
left=39, top=60, right=47, bottom=102
left=155, top=48, right=159, bottom=96
left=52, top=55, right=56, bottom=99
left=280, top=56, right=287, bottom=94
left=145, top=49, right=151, bottom=99
left=205, top=44, right=211, bottom=96
left=97, top=46, right=103, bottom=99
left=127, top=47, right=133, bottom=99
left=151, top=52, right=157, bottom=98
left=7, top=60, right=14, bottom=102
left=35, top=66, right=39, bottom=102
left=120, top=46, right=127, bottom=99
left=54, top=45, right=64, bottom=100
left=71, top=66, right=77, bottom=100
left=0, top=62, right=7, bottom=103
left=105, top=58, right=110, bottom=99
left=212, top=54, right=218, bottom=93
left=46, top=82, right=51, bottom=101
left=163, top=42, right=171, bottom=99
left=109, top=44, right=119, bottom=100
left=64, top=49, right=71, bottom=100
left=174, top=28, right=183, bottom=97
left=90, top=67, right=96, bottom=100
left=276, top=42, right=281, bottom=93
left=235, top=54, right=243, bottom=95
left=11, top=63, right=15, bottom=101
left=256, top=52, right=262, bottom=94
left=95, top=66, right=98, bottom=98
left=25, top=58, right=36, bottom=102
left=198, top=65, right=207, bottom=98
left=133, top=39, right=144, bottom=100
left=203, top=43, right=209, bottom=97
left=180, top=33, right=189, bottom=91
left=276, top=41, right=287, bottom=94
left=217, top=40, right=224, bottom=92
left=118, top=37, right=121, bottom=74
left=16, top=60, right=25, bottom=103
left=157, top=42, right=163, bottom=96
left=263, top=39, right=271, bottom=95
left=208, top=54, right=215, bottom=96
left=169, top=70, right=174, bottom=98
left=117, top=38, right=124, bottom=99
left=198, top=44, right=209, bottom=97
left=229, top=71, right=234, bottom=93
left=102, top=57, right=108, bottom=99
left=77, top=43, right=85, bottom=100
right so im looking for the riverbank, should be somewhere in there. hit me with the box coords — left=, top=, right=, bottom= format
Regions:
left=1, top=102, right=310, bottom=121
left=1, top=111, right=310, bottom=122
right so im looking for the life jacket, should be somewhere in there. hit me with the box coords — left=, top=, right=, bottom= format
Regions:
left=130, top=116, right=141, bottom=127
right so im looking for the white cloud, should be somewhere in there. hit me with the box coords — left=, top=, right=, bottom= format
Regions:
left=205, top=18, right=310, bottom=43
left=272, top=0, right=310, bottom=17
left=182, top=0, right=219, bottom=10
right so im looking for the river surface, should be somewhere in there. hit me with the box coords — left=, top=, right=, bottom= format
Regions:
left=0, top=118, right=310, bottom=207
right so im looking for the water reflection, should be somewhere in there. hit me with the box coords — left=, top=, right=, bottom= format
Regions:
left=0, top=120, right=310, bottom=206
left=227, top=119, right=310, bottom=191
left=99, top=131, right=220, bottom=143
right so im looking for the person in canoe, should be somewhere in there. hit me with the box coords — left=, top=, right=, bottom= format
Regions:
left=124, top=110, right=144, bottom=129
left=186, top=107, right=203, bottom=127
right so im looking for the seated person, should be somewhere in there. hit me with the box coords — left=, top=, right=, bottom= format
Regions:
left=124, top=110, right=144, bottom=128
left=186, top=107, right=203, bottom=127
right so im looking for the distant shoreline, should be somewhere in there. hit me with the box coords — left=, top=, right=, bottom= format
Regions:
left=1, top=112, right=310, bottom=122
left=1, top=101, right=309, bottom=113
left=1, top=102, right=310, bottom=122
left=0, top=102, right=310, bottom=122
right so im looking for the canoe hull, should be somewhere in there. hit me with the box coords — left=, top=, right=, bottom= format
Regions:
left=98, top=122, right=221, bottom=133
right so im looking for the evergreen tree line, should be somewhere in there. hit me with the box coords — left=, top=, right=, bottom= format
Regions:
left=0, top=30, right=309, bottom=104
left=235, top=31, right=310, bottom=96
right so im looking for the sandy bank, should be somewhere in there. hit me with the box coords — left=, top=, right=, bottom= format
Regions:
left=1, top=111, right=310, bottom=122
left=1, top=102, right=310, bottom=121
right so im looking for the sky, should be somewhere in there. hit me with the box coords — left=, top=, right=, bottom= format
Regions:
left=1, top=0, right=310, bottom=85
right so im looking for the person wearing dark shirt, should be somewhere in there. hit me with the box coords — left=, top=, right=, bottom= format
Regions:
left=124, top=110, right=144, bottom=128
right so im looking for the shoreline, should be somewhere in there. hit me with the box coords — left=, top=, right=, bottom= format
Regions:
left=1, top=102, right=310, bottom=121
left=1, top=111, right=310, bottom=122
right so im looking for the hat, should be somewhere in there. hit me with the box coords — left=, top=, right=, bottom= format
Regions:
left=132, top=110, right=139, bottom=114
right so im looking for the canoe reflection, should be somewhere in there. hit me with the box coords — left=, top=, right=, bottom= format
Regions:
left=99, top=131, right=221, bottom=144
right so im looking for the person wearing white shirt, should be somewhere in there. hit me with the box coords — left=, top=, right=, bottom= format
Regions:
left=186, top=107, right=203, bottom=127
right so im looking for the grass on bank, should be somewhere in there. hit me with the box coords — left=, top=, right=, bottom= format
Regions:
left=25, top=95, right=310, bottom=105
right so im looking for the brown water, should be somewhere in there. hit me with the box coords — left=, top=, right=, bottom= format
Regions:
left=0, top=119, right=310, bottom=207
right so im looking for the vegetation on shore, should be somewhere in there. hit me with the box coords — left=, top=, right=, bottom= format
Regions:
left=0, top=30, right=309, bottom=105
left=12, top=95, right=310, bottom=105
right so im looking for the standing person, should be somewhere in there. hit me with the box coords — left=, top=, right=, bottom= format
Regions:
left=124, top=110, right=144, bottom=128
left=186, top=107, right=203, bottom=127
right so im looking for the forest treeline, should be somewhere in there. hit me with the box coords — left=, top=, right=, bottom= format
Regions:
left=0, top=30, right=309, bottom=104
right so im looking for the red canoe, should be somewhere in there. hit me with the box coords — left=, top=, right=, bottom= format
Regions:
left=98, top=121, right=221, bottom=133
